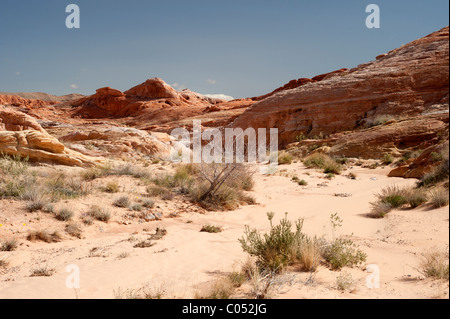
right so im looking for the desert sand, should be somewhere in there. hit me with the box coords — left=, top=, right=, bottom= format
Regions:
left=0, top=162, right=448, bottom=299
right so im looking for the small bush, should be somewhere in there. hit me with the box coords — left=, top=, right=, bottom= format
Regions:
left=417, top=144, right=449, bottom=188
left=30, top=266, right=55, bottom=277
left=369, top=201, right=393, bottom=219
left=142, top=199, right=155, bottom=209
left=146, top=186, right=174, bottom=200
left=56, top=208, right=74, bottom=221
left=103, top=181, right=120, bottom=193
left=133, top=240, right=155, bottom=248
left=47, top=174, right=91, bottom=201
left=419, top=249, right=449, bottom=280
left=87, top=205, right=111, bottom=222
left=65, top=222, right=83, bottom=238
left=1, top=238, right=18, bottom=251
left=322, top=238, right=367, bottom=270
left=131, top=204, right=143, bottom=212
left=25, top=199, right=48, bottom=213
left=82, top=216, right=94, bottom=226
left=381, top=153, right=394, bottom=165
left=82, top=168, right=103, bottom=181
left=298, top=180, right=308, bottom=186
left=375, top=185, right=407, bottom=209
left=113, top=196, right=130, bottom=208
left=278, top=152, right=293, bottom=165
left=429, top=188, right=449, bottom=208
left=239, top=213, right=306, bottom=272
left=200, top=225, right=223, bottom=233
left=303, top=154, right=342, bottom=174
left=296, top=237, right=323, bottom=272
left=27, top=230, right=61, bottom=243
left=405, top=188, right=428, bottom=208
left=336, top=272, right=355, bottom=292
left=0, top=155, right=29, bottom=176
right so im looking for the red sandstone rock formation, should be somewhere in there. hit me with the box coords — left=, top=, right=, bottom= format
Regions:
left=0, top=95, right=57, bottom=108
left=252, top=69, right=349, bottom=101
left=230, top=27, right=449, bottom=148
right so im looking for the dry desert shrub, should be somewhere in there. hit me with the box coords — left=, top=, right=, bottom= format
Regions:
left=369, top=185, right=408, bottom=218
left=55, top=207, right=75, bottom=221
left=114, top=284, right=167, bottom=299
left=113, top=196, right=130, bottom=208
left=240, top=212, right=366, bottom=273
left=381, top=153, right=394, bottom=165
left=278, top=152, right=293, bottom=165
left=103, top=180, right=120, bottom=193
left=302, top=154, right=342, bottom=174
left=1, top=238, right=18, bottom=252
left=46, top=173, right=91, bottom=201
left=420, top=249, right=449, bottom=280
left=65, top=222, right=83, bottom=238
left=404, top=188, right=428, bottom=208
left=200, top=225, right=223, bottom=233
left=429, top=187, right=449, bottom=208
left=30, top=265, right=56, bottom=277
left=147, top=162, right=255, bottom=211
left=336, top=272, right=355, bottom=292
left=195, top=278, right=235, bottom=299
left=27, top=230, right=61, bottom=243
left=0, top=259, right=8, bottom=268
left=86, top=205, right=111, bottom=222
left=418, top=143, right=449, bottom=188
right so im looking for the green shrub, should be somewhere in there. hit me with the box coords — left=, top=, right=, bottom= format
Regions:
left=376, top=185, right=407, bottom=208
left=278, top=152, right=293, bottom=165
left=322, top=238, right=367, bottom=270
left=381, top=153, right=394, bottom=165
left=239, top=213, right=306, bottom=272
left=298, top=179, right=308, bottom=186
left=303, top=154, right=342, bottom=174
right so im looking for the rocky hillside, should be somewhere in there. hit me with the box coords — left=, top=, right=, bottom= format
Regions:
left=0, top=92, right=83, bottom=108
left=0, top=107, right=102, bottom=166
left=230, top=27, right=449, bottom=148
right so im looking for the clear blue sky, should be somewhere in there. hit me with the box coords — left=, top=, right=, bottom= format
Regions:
left=0, top=0, right=448, bottom=98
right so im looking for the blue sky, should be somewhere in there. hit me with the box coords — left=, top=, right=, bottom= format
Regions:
left=0, top=0, right=448, bottom=98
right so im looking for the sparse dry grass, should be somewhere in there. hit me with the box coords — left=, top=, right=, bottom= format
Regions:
left=55, top=208, right=75, bottom=221
left=429, top=187, right=449, bottom=208
left=303, top=154, right=342, bottom=174
left=86, top=205, right=111, bottom=222
left=30, top=265, right=56, bottom=277
left=26, top=230, right=61, bottom=243
left=113, top=196, right=130, bottom=208
left=1, top=238, right=18, bottom=252
left=200, top=225, right=223, bottom=233
left=420, top=249, right=449, bottom=280
left=65, top=222, right=83, bottom=238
